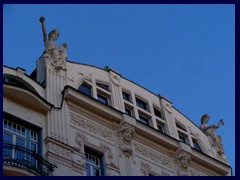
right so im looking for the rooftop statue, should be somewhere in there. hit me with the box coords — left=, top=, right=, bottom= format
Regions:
left=39, top=16, right=67, bottom=70
left=200, top=113, right=225, bottom=155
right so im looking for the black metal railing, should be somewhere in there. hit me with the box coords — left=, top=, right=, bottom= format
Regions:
left=3, top=142, right=57, bottom=176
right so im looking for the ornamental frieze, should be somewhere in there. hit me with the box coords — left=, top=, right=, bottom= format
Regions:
left=70, top=112, right=114, bottom=141
left=134, top=142, right=172, bottom=169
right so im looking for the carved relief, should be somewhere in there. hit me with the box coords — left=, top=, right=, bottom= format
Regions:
left=119, top=122, right=135, bottom=158
left=161, top=170, right=171, bottom=176
left=134, top=142, right=172, bottom=169
left=200, top=113, right=225, bottom=156
left=140, top=161, right=151, bottom=176
left=163, top=102, right=172, bottom=113
left=110, top=71, right=121, bottom=86
left=75, top=132, right=88, bottom=153
left=48, top=142, right=72, bottom=161
left=189, top=168, right=204, bottom=176
left=70, top=112, right=113, bottom=141
left=174, top=150, right=191, bottom=176
left=100, top=142, right=118, bottom=169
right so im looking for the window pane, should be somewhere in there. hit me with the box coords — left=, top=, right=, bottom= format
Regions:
left=193, top=140, right=202, bottom=152
left=136, top=98, right=147, bottom=110
left=4, top=120, right=7, bottom=129
left=93, top=168, right=100, bottom=176
left=16, top=137, right=25, bottom=147
left=97, top=94, right=108, bottom=105
left=86, top=165, right=91, bottom=176
left=96, top=83, right=109, bottom=90
left=139, top=116, right=149, bottom=125
left=79, top=84, right=92, bottom=96
left=3, top=132, right=12, bottom=143
left=154, top=108, right=163, bottom=119
left=123, top=91, right=131, bottom=101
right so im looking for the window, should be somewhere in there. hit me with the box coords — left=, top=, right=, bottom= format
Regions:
left=78, top=83, right=92, bottom=96
left=139, top=115, right=150, bottom=125
left=179, top=133, right=188, bottom=144
left=97, top=94, right=109, bottom=105
left=85, top=148, right=104, bottom=176
left=124, top=104, right=134, bottom=117
left=157, top=124, right=164, bottom=133
left=96, top=82, right=109, bottom=91
left=3, top=119, right=40, bottom=165
left=176, top=122, right=187, bottom=132
left=192, top=139, right=203, bottom=152
left=154, top=108, right=163, bottom=119
left=136, top=97, right=148, bottom=111
left=122, top=91, right=131, bottom=102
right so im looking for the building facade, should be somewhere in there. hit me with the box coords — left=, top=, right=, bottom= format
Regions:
left=3, top=17, right=231, bottom=176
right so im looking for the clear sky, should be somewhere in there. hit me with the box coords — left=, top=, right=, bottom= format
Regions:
left=3, top=4, right=235, bottom=175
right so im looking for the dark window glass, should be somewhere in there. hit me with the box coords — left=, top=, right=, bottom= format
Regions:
left=139, top=116, right=149, bottom=125
left=157, top=124, right=164, bottom=133
left=78, top=84, right=92, bottom=96
left=122, top=91, right=131, bottom=101
left=154, top=108, right=163, bottom=119
left=96, top=83, right=109, bottom=90
left=136, top=98, right=148, bottom=110
left=176, top=123, right=187, bottom=131
left=193, top=139, right=203, bottom=152
left=179, top=134, right=187, bottom=144
left=97, top=94, right=108, bottom=105
left=125, top=108, right=132, bottom=116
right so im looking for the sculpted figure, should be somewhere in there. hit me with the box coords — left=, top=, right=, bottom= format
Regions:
left=200, top=113, right=225, bottom=154
left=175, top=150, right=191, bottom=176
left=39, top=16, right=67, bottom=70
left=119, top=123, right=135, bottom=158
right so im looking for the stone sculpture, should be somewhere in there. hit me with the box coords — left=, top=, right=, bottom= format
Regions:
left=119, top=122, right=135, bottom=158
left=199, top=113, right=225, bottom=155
left=39, top=16, right=67, bottom=70
left=174, top=150, right=191, bottom=176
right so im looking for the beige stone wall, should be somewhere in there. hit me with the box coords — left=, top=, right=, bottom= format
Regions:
left=3, top=62, right=231, bottom=176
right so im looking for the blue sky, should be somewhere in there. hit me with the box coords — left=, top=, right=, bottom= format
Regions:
left=3, top=4, right=235, bottom=175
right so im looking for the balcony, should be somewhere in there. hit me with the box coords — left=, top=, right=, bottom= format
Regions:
left=3, top=142, right=57, bottom=176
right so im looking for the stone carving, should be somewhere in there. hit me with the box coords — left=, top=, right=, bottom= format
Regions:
left=70, top=112, right=113, bottom=141
left=161, top=170, right=171, bottom=176
left=199, top=113, right=225, bottom=155
left=75, top=132, right=88, bottom=153
left=48, top=142, right=72, bottom=161
left=140, top=161, right=151, bottom=176
left=110, top=71, right=121, bottom=86
left=134, top=142, right=172, bottom=169
left=78, top=71, right=93, bottom=83
left=189, top=168, right=204, bottom=176
left=163, top=102, right=172, bottom=113
left=100, top=142, right=118, bottom=169
left=39, top=16, right=67, bottom=71
left=119, top=122, right=135, bottom=158
left=174, top=150, right=191, bottom=176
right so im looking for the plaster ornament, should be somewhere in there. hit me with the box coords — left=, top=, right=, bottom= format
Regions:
left=174, top=150, right=191, bottom=176
left=200, top=113, right=225, bottom=155
left=75, top=132, right=88, bottom=153
left=39, top=16, right=67, bottom=71
left=119, top=122, right=135, bottom=158
left=163, top=102, right=172, bottom=113
left=140, top=161, right=151, bottom=176
left=110, top=71, right=121, bottom=86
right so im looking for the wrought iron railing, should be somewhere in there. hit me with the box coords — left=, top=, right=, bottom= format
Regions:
left=3, top=142, right=57, bottom=176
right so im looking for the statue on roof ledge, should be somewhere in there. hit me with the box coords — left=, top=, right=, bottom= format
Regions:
left=39, top=16, right=67, bottom=71
left=200, top=113, right=225, bottom=155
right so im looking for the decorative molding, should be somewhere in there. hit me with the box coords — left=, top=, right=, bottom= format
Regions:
left=163, top=102, right=172, bottom=113
left=75, top=132, right=88, bottom=153
left=99, top=142, right=118, bottom=168
left=110, top=71, right=121, bottom=86
left=48, top=142, right=72, bottom=161
left=70, top=112, right=114, bottom=141
left=189, top=168, right=204, bottom=176
left=78, top=71, right=93, bottom=83
left=140, top=161, right=151, bottom=176
left=134, top=142, right=172, bottom=169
